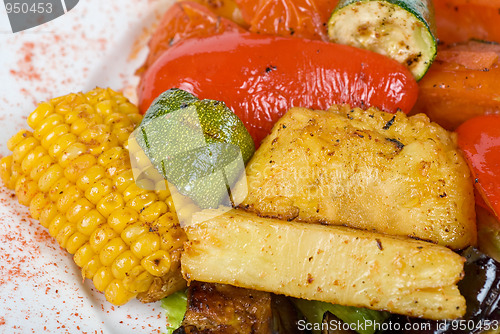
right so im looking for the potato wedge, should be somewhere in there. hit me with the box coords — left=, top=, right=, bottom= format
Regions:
left=239, top=105, right=476, bottom=249
left=182, top=208, right=466, bottom=320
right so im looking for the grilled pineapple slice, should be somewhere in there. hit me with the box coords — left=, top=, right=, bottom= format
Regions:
left=239, top=105, right=476, bottom=250
left=182, top=208, right=466, bottom=320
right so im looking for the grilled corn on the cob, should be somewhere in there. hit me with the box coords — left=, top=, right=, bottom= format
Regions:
left=0, top=88, right=187, bottom=305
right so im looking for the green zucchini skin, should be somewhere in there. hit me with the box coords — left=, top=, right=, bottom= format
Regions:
left=135, top=88, right=255, bottom=209
left=328, top=0, right=437, bottom=80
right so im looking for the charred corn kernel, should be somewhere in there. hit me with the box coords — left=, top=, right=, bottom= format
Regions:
left=108, top=207, right=138, bottom=234
left=48, top=214, right=67, bottom=238
left=1, top=88, right=187, bottom=305
left=12, top=136, right=38, bottom=163
left=140, top=201, right=168, bottom=223
left=123, top=266, right=154, bottom=293
left=76, top=165, right=106, bottom=191
left=21, top=146, right=47, bottom=175
left=39, top=203, right=58, bottom=229
left=99, top=237, right=127, bottom=266
left=48, top=133, right=77, bottom=160
left=90, top=225, right=117, bottom=253
left=66, top=232, right=89, bottom=255
left=97, top=192, right=124, bottom=217
left=30, top=155, right=54, bottom=182
left=82, top=254, right=101, bottom=279
left=15, top=176, right=38, bottom=206
left=77, top=209, right=105, bottom=235
left=131, top=234, right=160, bottom=259
left=38, top=164, right=64, bottom=193
left=56, top=185, right=81, bottom=213
left=85, top=178, right=113, bottom=204
left=73, top=243, right=95, bottom=268
left=111, top=250, right=139, bottom=279
left=41, top=123, right=70, bottom=150
left=56, top=221, right=76, bottom=249
left=30, top=193, right=50, bottom=220
left=27, top=102, right=53, bottom=129
left=93, top=266, right=114, bottom=292
left=66, top=198, right=93, bottom=224
left=141, top=250, right=171, bottom=277
left=64, top=154, right=96, bottom=183
left=105, top=280, right=137, bottom=306
left=127, top=193, right=157, bottom=213
left=33, top=113, right=63, bottom=141
left=121, top=222, right=148, bottom=246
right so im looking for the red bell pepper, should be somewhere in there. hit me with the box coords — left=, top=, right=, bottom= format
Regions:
left=138, top=32, right=418, bottom=146
left=457, top=114, right=500, bottom=220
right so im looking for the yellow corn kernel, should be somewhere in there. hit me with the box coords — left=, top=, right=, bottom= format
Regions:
left=111, top=250, right=139, bottom=279
left=66, top=232, right=89, bottom=254
left=112, top=170, right=134, bottom=193
left=29, top=193, right=50, bottom=220
left=104, top=113, right=128, bottom=127
left=165, top=195, right=176, bottom=213
left=105, top=279, right=137, bottom=306
left=90, top=225, right=117, bottom=253
left=66, top=198, right=93, bottom=224
left=99, top=237, right=127, bottom=266
left=121, top=222, right=148, bottom=246
left=64, top=154, right=96, bottom=183
left=124, top=182, right=148, bottom=203
left=127, top=193, right=158, bottom=213
left=48, top=214, right=67, bottom=238
left=14, top=176, right=38, bottom=207
left=108, top=207, right=138, bottom=234
left=30, top=155, right=54, bottom=182
left=33, top=113, right=63, bottom=141
left=39, top=203, right=58, bottom=229
left=82, top=254, right=101, bottom=279
left=95, top=100, right=116, bottom=119
left=76, top=165, right=105, bottom=191
left=12, top=136, right=39, bottom=164
left=7, top=130, right=32, bottom=152
left=38, top=164, right=64, bottom=193
left=59, top=142, right=88, bottom=168
left=160, top=226, right=186, bottom=252
left=97, top=192, right=124, bottom=217
left=93, top=266, right=114, bottom=292
left=98, top=147, right=123, bottom=167
left=56, top=185, right=81, bottom=213
left=48, top=133, right=77, bottom=160
left=48, top=177, right=71, bottom=202
left=155, top=183, right=171, bottom=200
left=64, top=110, right=80, bottom=125
left=123, top=266, right=154, bottom=293
left=102, top=152, right=130, bottom=178
left=74, top=243, right=95, bottom=268
left=21, top=146, right=47, bottom=175
left=85, top=88, right=111, bottom=106
left=41, top=123, right=70, bottom=150
left=77, top=209, right=105, bottom=236
left=85, top=178, right=113, bottom=205
left=71, top=117, right=95, bottom=137
left=131, top=234, right=160, bottom=259
left=0, top=156, right=13, bottom=187
left=54, top=101, right=71, bottom=116
left=134, top=178, right=155, bottom=191
left=56, top=221, right=76, bottom=249
left=27, top=102, right=54, bottom=129
left=140, top=201, right=168, bottom=223
left=141, top=250, right=171, bottom=277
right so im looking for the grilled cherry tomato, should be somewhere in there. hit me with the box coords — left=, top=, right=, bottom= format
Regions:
left=138, top=32, right=418, bottom=146
left=457, top=114, right=500, bottom=219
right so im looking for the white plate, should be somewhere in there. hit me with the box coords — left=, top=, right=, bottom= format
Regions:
left=0, top=1, right=175, bottom=333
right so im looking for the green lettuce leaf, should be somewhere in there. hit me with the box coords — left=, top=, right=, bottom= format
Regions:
left=161, top=290, right=188, bottom=334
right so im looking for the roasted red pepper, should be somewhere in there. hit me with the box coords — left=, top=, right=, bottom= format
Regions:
left=457, top=115, right=500, bottom=219
left=138, top=33, right=418, bottom=146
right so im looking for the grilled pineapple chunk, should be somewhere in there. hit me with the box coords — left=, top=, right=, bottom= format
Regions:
left=182, top=208, right=466, bottom=320
left=239, top=105, right=476, bottom=249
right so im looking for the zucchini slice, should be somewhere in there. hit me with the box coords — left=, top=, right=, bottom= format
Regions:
left=327, top=0, right=437, bottom=80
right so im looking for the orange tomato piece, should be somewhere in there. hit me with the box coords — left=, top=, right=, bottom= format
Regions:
left=138, top=1, right=245, bottom=75
left=457, top=114, right=500, bottom=220
left=235, top=0, right=338, bottom=40
left=191, top=0, right=247, bottom=26
left=412, top=41, right=500, bottom=130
